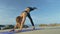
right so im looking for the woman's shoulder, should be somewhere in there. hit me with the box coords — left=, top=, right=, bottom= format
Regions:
left=21, top=11, right=27, bottom=16
left=22, top=11, right=27, bottom=14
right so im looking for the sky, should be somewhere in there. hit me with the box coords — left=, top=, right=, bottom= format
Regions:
left=0, top=0, right=60, bottom=25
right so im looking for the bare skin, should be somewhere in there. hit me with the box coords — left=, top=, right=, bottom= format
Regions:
left=10, top=12, right=27, bottom=32
left=10, top=7, right=36, bottom=32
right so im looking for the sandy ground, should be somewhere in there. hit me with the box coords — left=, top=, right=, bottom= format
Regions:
left=16, top=29, right=60, bottom=34
left=0, top=26, right=60, bottom=34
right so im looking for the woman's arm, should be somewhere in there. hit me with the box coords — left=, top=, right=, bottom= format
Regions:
left=19, top=12, right=27, bottom=30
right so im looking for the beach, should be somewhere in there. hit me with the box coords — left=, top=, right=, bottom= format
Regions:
left=16, top=29, right=60, bottom=34
left=0, top=26, right=60, bottom=34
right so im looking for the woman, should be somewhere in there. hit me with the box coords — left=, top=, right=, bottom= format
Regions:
left=10, top=7, right=37, bottom=32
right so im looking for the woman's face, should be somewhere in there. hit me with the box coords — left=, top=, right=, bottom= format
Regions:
left=25, top=8, right=30, bottom=12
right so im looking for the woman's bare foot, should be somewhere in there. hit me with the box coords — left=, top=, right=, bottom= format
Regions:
left=15, top=30, right=21, bottom=33
left=32, top=26, right=35, bottom=30
left=9, top=29, right=15, bottom=32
